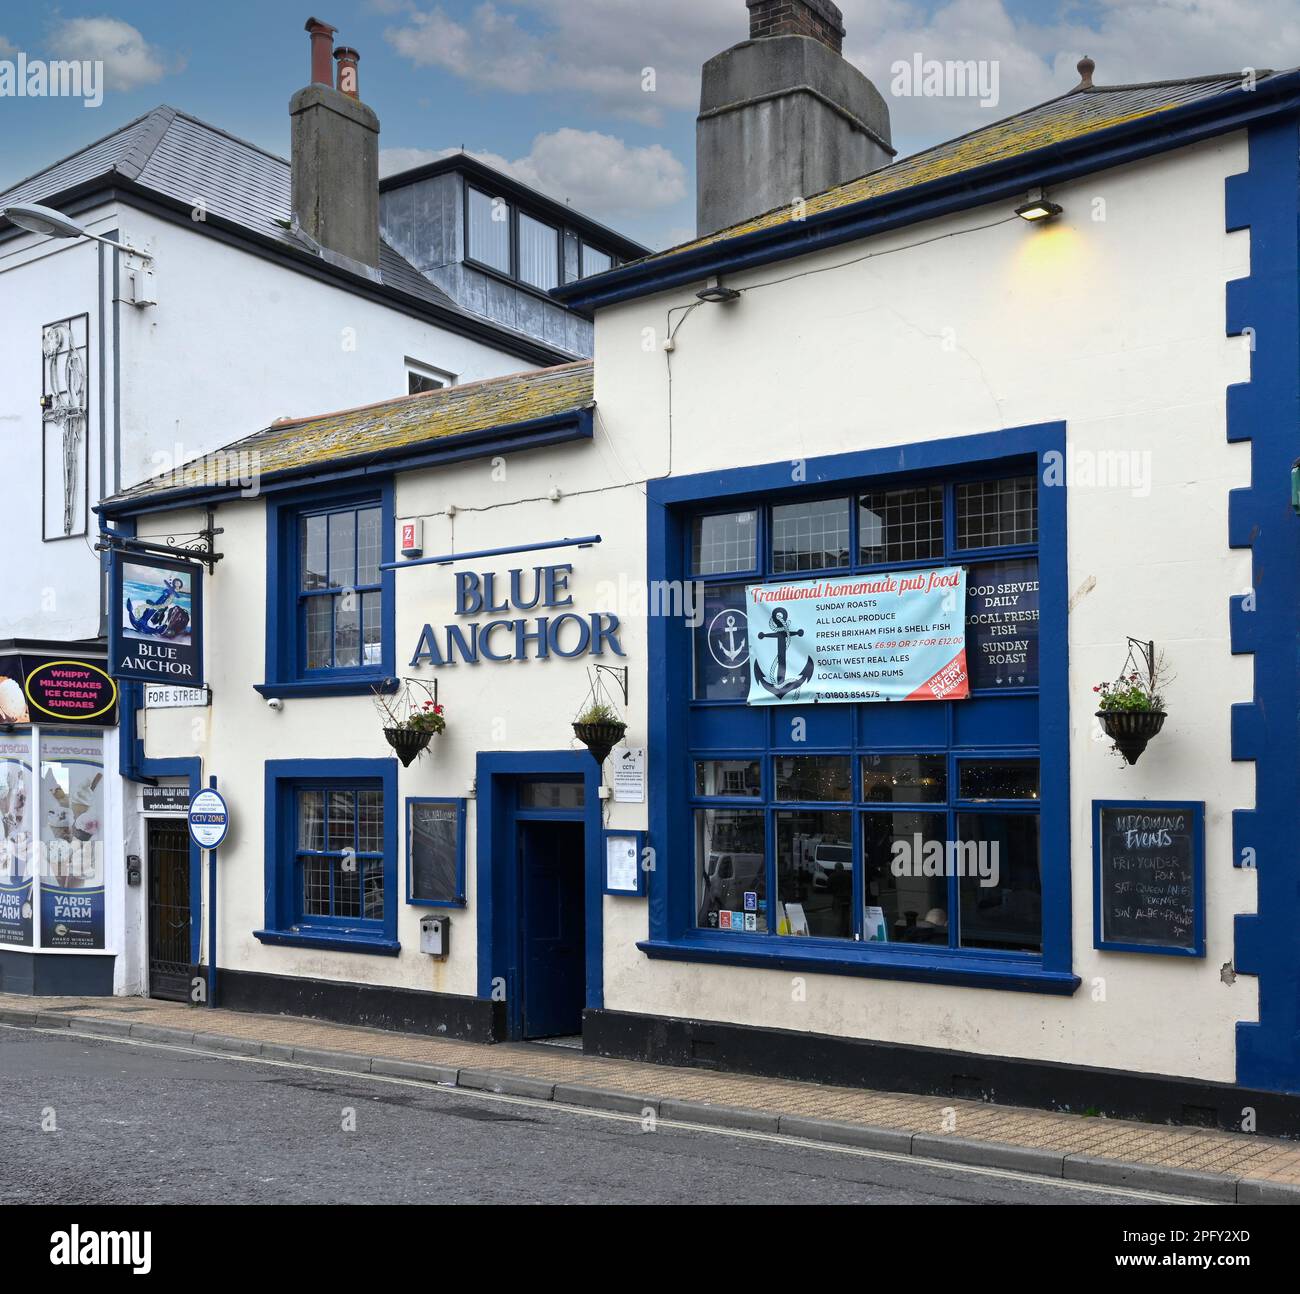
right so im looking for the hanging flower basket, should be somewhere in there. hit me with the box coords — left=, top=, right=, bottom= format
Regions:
left=373, top=680, right=445, bottom=766
left=1096, top=709, right=1166, bottom=766
left=572, top=698, right=627, bottom=764
left=572, top=719, right=627, bottom=764
left=1093, top=640, right=1172, bottom=766
left=384, top=726, right=433, bottom=767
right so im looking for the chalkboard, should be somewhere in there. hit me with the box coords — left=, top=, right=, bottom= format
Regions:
left=1093, top=801, right=1204, bottom=956
left=407, top=799, right=465, bottom=906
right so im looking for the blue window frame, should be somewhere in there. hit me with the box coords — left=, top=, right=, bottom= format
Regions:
left=406, top=797, right=467, bottom=907
left=645, top=425, right=1076, bottom=995
left=257, top=759, right=399, bottom=955
left=258, top=481, right=396, bottom=698
left=689, top=471, right=1043, bottom=953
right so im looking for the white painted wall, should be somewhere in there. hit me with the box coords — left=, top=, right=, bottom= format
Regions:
left=591, top=132, right=1257, bottom=1084
left=0, top=196, right=570, bottom=992
left=137, top=132, right=1258, bottom=1083
left=113, top=207, right=545, bottom=492
left=0, top=227, right=109, bottom=642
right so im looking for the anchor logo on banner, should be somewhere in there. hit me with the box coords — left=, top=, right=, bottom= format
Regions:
left=707, top=609, right=749, bottom=669
left=754, top=606, right=815, bottom=699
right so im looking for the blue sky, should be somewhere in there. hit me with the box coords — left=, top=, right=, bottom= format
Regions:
left=1, top=1, right=1295, bottom=249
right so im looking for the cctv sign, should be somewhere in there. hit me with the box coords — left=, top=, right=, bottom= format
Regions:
left=187, top=788, right=229, bottom=850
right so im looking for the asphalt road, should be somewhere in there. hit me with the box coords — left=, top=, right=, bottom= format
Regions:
left=0, top=1023, right=1169, bottom=1205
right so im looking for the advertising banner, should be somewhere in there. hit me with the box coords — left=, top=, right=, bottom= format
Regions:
left=0, top=734, right=34, bottom=947
left=0, top=652, right=117, bottom=727
left=745, top=566, right=969, bottom=706
left=109, top=552, right=203, bottom=685
left=39, top=732, right=105, bottom=949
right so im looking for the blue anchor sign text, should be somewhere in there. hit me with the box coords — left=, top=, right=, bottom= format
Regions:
left=410, top=564, right=625, bottom=667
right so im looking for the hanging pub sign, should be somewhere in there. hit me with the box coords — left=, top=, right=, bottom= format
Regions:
left=744, top=566, right=969, bottom=706
left=109, top=551, right=204, bottom=685
left=0, top=653, right=117, bottom=727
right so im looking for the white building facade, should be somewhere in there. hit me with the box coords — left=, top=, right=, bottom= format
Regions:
left=0, top=21, right=631, bottom=998
left=98, top=54, right=1300, bottom=1130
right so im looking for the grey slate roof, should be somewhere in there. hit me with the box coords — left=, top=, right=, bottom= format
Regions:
left=0, top=105, right=572, bottom=349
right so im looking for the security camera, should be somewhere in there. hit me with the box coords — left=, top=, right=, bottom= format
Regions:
left=265, top=697, right=283, bottom=712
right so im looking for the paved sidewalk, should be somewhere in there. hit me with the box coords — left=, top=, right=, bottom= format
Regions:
left=3, top=992, right=1297, bottom=1203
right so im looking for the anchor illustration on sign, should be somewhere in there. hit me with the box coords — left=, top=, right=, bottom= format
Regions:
left=754, top=606, right=815, bottom=699
left=710, top=612, right=747, bottom=665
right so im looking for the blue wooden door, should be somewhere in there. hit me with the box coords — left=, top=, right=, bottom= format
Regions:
left=520, top=820, right=586, bottom=1038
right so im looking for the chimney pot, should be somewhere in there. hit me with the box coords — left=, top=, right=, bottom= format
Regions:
left=305, top=17, right=337, bottom=86
left=747, top=0, right=845, bottom=56
left=334, top=46, right=360, bottom=98
left=1076, top=55, right=1096, bottom=90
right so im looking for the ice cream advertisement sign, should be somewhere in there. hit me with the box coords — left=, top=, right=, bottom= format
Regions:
left=38, top=733, right=105, bottom=949
left=0, top=734, right=33, bottom=947
left=744, top=566, right=969, bottom=706
left=109, top=552, right=204, bottom=685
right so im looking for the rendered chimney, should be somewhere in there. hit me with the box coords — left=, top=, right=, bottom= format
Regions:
left=697, top=0, right=893, bottom=236
left=748, top=0, right=844, bottom=54
left=290, top=18, right=380, bottom=271
left=334, top=46, right=360, bottom=98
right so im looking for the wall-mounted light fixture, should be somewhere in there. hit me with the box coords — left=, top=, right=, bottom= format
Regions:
left=1, top=202, right=157, bottom=305
left=2, top=201, right=154, bottom=257
left=1015, top=189, right=1063, bottom=223
left=696, top=278, right=741, bottom=304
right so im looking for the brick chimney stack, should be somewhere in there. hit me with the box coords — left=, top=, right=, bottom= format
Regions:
left=290, top=17, right=380, bottom=272
left=748, top=0, right=845, bottom=55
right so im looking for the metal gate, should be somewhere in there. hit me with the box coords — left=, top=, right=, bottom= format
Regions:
left=147, top=819, right=192, bottom=1002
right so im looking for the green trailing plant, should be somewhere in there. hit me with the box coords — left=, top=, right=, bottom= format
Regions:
left=1094, top=649, right=1169, bottom=713
left=575, top=701, right=620, bottom=726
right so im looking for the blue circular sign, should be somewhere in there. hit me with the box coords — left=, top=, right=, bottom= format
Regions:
left=187, top=788, right=229, bottom=850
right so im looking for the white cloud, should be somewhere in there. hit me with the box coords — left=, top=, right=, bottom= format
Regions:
left=47, top=17, right=180, bottom=92
left=385, top=1, right=735, bottom=123
left=0, top=35, right=17, bottom=58
left=385, top=0, right=1300, bottom=155
left=842, top=0, right=1300, bottom=153
left=381, top=128, right=687, bottom=220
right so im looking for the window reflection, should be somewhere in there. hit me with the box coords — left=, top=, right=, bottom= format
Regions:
left=861, top=811, right=948, bottom=944
left=695, top=760, right=760, bottom=797
left=775, top=809, right=852, bottom=938
left=774, top=756, right=850, bottom=802
left=861, top=754, right=946, bottom=803
left=696, top=808, right=766, bottom=932
left=956, top=813, right=1041, bottom=952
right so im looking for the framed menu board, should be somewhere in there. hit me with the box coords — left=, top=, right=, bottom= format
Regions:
left=406, top=798, right=466, bottom=907
left=1093, top=801, right=1204, bottom=956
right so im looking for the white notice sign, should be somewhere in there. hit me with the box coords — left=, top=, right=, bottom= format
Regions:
left=610, top=747, right=645, bottom=803
left=605, top=835, right=640, bottom=894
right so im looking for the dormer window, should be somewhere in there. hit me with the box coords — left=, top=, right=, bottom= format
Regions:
left=467, top=186, right=511, bottom=274
left=465, top=182, right=613, bottom=291
left=580, top=243, right=613, bottom=277
left=519, top=213, right=560, bottom=291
